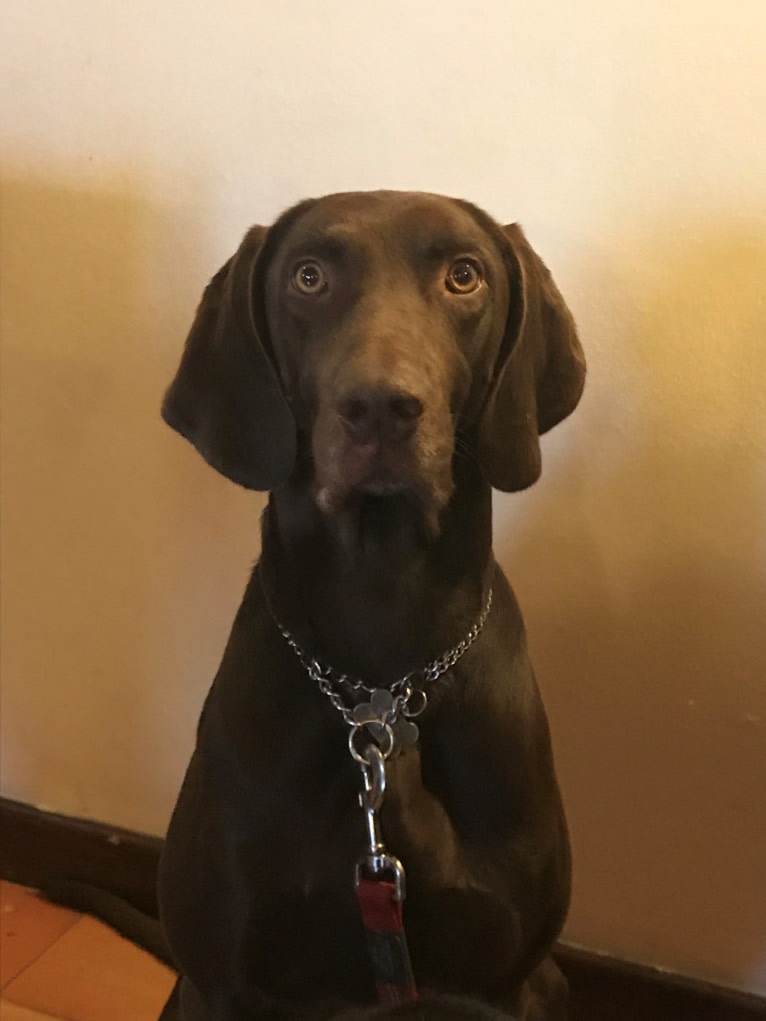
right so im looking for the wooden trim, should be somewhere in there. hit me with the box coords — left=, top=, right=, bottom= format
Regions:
left=557, top=944, right=766, bottom=1021
left=1, top=796, right=764, bottom=1020
left=0, top=796, right=161, bottom=916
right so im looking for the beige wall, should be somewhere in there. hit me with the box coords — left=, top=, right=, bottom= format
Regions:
left=2, top=0, right=765, bottom=996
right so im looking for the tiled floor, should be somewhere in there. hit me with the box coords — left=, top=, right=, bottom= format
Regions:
left=0, top=881, right=175, bottom=1021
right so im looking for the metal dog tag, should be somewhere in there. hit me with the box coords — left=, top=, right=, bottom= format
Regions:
left=352, top=688, right=394, bottom=727
left=352, top=688, right=419, bottom=756
left=368, top=716, right=419, bottom=757
left=390, top=716, right=419, bottom=754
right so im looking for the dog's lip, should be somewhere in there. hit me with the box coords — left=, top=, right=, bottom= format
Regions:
left=357, top=475, right=409, bottom=495
left=313, top=465, right=411, bottom=511
left=352, top=463, right=408, bottom=494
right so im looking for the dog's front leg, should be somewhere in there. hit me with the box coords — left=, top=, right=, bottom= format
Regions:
left=381, top=751, right=481, bottom=885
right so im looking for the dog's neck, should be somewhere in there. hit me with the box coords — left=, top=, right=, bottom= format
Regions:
left=259, top=453, right=494, bottom=687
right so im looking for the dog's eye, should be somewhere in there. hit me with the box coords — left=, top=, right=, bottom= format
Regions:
left=293, top=261, right=326, bottom=294
left=445, top=259, right=482, bottom=294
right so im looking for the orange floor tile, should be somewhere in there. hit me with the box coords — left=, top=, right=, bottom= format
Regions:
left=0, top=882, right=175, bottom=1021
left=1, top=883, right=79, bottom=989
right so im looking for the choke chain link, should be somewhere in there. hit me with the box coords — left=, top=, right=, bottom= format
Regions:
left=274, top=588, right=493, bottom=741
left=267, top=578, right=492, bottom=908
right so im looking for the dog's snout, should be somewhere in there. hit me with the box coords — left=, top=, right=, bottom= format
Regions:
left=337, top=388, right=424, bottom=445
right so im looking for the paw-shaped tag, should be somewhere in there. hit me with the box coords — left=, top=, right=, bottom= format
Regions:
left=389, top=716, right=419, bottom=753
left=352, top=688, right=394, bottom=727
left=352, top=688, right=420, bottom=756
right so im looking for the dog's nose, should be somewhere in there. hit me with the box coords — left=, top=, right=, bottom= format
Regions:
left=337, top=388, right=424, bottom=444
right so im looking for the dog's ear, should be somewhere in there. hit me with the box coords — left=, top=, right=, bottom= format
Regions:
left=478, top=224, right=586, bottom=491
left=162, top=226, right=296, bottom=490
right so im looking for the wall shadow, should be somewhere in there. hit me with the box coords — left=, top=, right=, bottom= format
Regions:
left=494, top=214, right=766, bottom=992
left=0, top=172, right=266, bottom=834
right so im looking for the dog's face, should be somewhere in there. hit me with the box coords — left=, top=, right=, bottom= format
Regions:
left=263, top=192, right=512, bottom=528
left=162, top=190, right=585, bottom=530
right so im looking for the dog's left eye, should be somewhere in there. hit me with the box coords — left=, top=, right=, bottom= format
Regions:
left=292, top=261, right=327, bottom=294
left=445, top=259, right=483, bottom=294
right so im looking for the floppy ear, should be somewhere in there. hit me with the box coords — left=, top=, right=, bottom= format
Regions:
left=478, top=224, right=586, bottom=491
left=162, top=226, right=296, bottom=490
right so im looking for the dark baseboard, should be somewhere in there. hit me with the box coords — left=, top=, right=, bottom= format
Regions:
left=0, top=796, right=162, bottom=917
left=1, top=796, right=764, bottom=1020
left=558, top=944, right=765, bottom=1021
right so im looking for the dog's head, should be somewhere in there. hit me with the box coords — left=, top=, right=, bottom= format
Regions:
left=163, top=191, right=585, bottom=529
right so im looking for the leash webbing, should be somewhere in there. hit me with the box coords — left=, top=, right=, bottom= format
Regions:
left=356, top=875, right=418, bottom=1005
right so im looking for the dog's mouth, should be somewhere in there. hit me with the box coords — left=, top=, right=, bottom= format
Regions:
left=315, top=469, right=424, bottom=518
left=313, top=452, right=443, bottom=546
left=311, top=412, right=456, bottom=541
left=348, top=489, right=433, bottom=550
left=314, top=440, right=422, bottom=508
left=354, top=463, right=410, bottom=496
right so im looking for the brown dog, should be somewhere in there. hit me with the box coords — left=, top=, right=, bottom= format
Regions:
left=158, top=191, right=585, bottom=1020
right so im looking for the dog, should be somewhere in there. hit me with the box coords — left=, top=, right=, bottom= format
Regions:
left=158, top=190, right=585, bottom=1020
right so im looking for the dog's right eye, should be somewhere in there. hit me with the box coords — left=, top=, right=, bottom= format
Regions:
left=292, top=261, right=327, bottom=294
left=445, top=258, right=483, bottom=295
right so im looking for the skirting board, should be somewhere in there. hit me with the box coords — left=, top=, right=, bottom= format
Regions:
left=1, top=796, right=764, bottom=1021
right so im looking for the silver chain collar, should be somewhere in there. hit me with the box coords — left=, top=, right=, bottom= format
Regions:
left=268, top=585, right=493, bottom=760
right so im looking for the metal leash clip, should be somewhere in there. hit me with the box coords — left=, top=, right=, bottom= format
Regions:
left=354, top=742, right=417, bottom=1003
left=354, top=743, right=406, bottom=901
